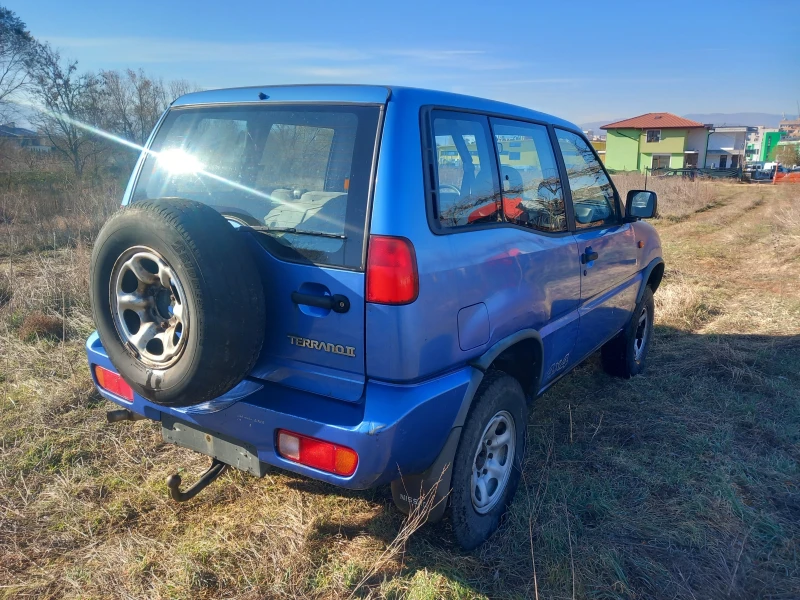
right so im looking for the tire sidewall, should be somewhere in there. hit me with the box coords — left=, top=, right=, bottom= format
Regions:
left=91, top=213, right=205, bottom=402
left=626, top=287, right=655, bottom=376
left=450, top=374, right=527, bottom=550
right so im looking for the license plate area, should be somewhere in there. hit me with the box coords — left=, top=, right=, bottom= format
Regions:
left=162, top=415, right=269, bottom=477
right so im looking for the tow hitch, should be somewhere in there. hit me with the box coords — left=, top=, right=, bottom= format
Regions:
left=106, top=408, right=146, bottom=422
left=166, top=459, right=228, bottom=502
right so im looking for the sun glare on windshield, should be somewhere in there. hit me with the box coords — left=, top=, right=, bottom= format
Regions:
left=157, top=149, right=204, bottom=174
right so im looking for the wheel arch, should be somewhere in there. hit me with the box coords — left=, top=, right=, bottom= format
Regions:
left=470, top=329, right=544, bottom=402
left=638, top=257, right=665, bottom=302
left=391, top=331, right=543, bottom=523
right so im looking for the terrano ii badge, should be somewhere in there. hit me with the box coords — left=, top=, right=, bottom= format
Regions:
left=288, top=335, right=356, bottom=358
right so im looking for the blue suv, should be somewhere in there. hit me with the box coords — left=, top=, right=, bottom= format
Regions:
left=86, top=85, right=664, bottom=549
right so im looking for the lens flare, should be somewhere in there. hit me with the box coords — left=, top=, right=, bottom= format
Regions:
left=12, top=98, right=337, bottom=225
left=156, top=148, right=204, bottom=174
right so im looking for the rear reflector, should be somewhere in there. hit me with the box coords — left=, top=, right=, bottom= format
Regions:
left=276, top=430, right=358, bottom=477
left=366, top=235, right=418, bottom=305
left=94, top=365, right=134, bottom=402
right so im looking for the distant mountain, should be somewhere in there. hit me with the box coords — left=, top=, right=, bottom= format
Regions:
left=578, top=119, right=620, bottom=132
left=682, top=113, right=796, bottom=127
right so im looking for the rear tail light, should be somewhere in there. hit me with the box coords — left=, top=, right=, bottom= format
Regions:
left=94, top=365, right=134, bottom=402
left=277, top=430, right=358, bottom=476
left=366, top=235, right=418, bottom=304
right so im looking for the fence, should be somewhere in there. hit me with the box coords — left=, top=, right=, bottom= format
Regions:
left=773, top=171, right=800, bottom=184
left=646, top=167, right=743, bottom=180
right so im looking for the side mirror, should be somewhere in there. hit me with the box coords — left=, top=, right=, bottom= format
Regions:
left=625, top=190, right=657, bottom=220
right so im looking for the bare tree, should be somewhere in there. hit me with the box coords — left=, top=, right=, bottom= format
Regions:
left=99, top=69, right=136, bottom=142
left=166, top=78, right=200, bottom=103
left=27, top=43, right=105, bottom=178
left=127, top=68, right=167, bottom=145
left=0, top=7, right=36, bottom=122
left=100, top=69, right=201, bottom=146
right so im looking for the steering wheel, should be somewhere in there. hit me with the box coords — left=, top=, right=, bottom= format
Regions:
left=439, top=184, right=461, bottom=195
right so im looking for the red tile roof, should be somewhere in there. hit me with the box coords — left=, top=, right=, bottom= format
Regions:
left=601, top=113, right=707, bottom=130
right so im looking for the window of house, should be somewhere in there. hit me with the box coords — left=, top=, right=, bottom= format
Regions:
left=652, top=155, right=671, bottom=170
left=646, top=129, right=661, bottom=143
left=555, top=129, right=618, bottom=229
left=431, top=111, right=501, bottom=228
left=492, top=119, right=566, bottom=233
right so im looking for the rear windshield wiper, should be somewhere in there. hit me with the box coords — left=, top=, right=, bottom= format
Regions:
left=246, top=225, right=347, bottom=240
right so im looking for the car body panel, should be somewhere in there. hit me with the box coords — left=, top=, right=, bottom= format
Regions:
left=573, top=224, right=639, bottom=357
left=245, top=235, right=367, bottom=402
left=87, top=331, right=474, bottom=488
left=91, top=84, right=663, bottom=489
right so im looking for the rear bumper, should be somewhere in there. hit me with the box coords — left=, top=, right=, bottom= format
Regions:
left=86, top=332, right=474, bottom=489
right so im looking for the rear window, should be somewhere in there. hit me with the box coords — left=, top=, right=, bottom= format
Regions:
left=132, top=104, right=381, bottom=269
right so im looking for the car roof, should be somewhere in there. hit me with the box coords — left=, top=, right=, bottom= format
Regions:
left=171, top=84, right=580, bottom=132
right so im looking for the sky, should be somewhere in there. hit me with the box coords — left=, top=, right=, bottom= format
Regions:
left=7, top=0, right=800, bottom=125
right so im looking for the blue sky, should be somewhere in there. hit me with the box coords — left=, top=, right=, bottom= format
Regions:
left=8, top=0, right=800, bottom=124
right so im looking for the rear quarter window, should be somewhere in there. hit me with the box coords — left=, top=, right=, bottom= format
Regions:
left=428, top=111, right=501, bottom=228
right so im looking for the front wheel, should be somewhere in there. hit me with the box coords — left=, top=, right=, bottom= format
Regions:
left=449, top=372, right=527, bottom=550
left=601, top=286, right=655, bottom=378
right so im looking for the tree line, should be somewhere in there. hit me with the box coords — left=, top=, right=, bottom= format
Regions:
left=0, top=6, right=199, bottom=179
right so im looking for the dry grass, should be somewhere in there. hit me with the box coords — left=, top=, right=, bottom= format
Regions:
left=1, top=181, right=799, bottom=599
left=0, top=273, right=11, bottom=306
left=0, top=171, right=121, bottom=257
left=612, top=172, right=719, bottom=220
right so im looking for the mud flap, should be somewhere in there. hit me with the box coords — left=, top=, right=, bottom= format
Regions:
left=390, top=427, right=461, bottom=523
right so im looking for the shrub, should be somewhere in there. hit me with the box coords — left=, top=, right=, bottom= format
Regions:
left=19, top=311, right=64, bottom=342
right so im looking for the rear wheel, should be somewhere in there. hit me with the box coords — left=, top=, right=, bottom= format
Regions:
left=449, top=372, right=526, bottom=550
left=90, top=199, right=266, bottom=407
left=601, top=286, right=655, bottom=378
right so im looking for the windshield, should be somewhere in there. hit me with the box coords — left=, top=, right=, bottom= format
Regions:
left=132, top=104, right=381, bottom=269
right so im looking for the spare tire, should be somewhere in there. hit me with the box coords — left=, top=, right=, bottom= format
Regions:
left=90, top=199, right=265, bottom=407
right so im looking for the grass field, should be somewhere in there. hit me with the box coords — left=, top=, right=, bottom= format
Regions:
left=1, top=180, right=799, bottom=599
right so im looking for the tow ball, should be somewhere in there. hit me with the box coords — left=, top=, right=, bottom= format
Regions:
left=165, top=459, right=228, bottom=502
left=105, top=409, right=230, bottom=502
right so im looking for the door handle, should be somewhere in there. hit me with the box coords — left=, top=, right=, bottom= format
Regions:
left=291, top=291, right=350, bottom=314
left=581, top=250, right=599, bottom=264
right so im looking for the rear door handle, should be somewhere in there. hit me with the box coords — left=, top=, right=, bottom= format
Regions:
left=581, top=250, right=599, bottom=264
left=291, top=291, right=350, bottom=314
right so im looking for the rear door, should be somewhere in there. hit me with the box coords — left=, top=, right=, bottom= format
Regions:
left=132, top=103, right=382, bottom=402
left=554, top=129, right=639, bottom=360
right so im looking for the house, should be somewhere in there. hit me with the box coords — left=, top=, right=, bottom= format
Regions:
left=601, top=113, right=709, bottom=172
left=705, top=126, right=756, bottom=169
left=762, top=130, right=786, bottom=161
left=745, top=127, right=775, bottom=163
left=590, top=139, right=606, bottom=163
left=778, top=118, right=800, bottom=138
left=0, top=123, right=50, bottom=152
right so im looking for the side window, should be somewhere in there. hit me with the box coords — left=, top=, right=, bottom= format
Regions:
left=491, top=118, right=566, bottom=233
left=555, top=129, right=618, bottom=229
left=431, top=111, right=501, bottom=228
